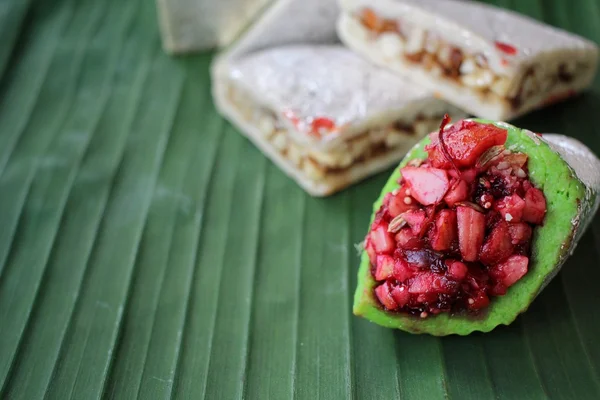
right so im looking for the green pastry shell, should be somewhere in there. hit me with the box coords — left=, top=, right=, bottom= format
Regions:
left=354, top=120, right=590, bottom=335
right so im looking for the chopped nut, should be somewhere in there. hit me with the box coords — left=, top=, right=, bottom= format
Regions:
left=271, top=131, right=288, bottom=151
left=459, top=58, right=477, bottom=75
left=461, top=69, right=494, bottom=89
left=405, top=28, right=425, bottom=54
left=303, top=158, right=326, bottom=180
left=414, top=120, right=434, bottom=138
left=378, top=32, right=405, bottom=60
left=384, top=130, right=407, bottom=147
left=424, top=32, right=441, bottom=53
left=490, top=76, right=512, bottom=96
left=257, top=115, right=275, bottom=138
left=288, top=142, right=304, bottom=166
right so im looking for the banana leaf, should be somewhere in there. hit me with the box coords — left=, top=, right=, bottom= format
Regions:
left=0, top=0, right=599, bottom=398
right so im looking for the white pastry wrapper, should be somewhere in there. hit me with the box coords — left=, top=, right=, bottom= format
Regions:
left=543, top=134, right=600, bottom=244
left=156, top=0, right=273, bottom=52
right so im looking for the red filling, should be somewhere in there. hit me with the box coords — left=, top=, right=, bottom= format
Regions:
left=365, top=118, right=547, bottom=317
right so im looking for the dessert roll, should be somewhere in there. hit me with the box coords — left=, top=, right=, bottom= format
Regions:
left=337, top=0, right=599, bottom=120
left=214, top=45, right=466, bottom=196
left=355, top=117, right=600, bottom=335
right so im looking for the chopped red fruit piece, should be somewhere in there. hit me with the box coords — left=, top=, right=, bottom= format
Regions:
left=447, top=261, right=468, bottom=281
left=444, top=179, right=469, bottom=206
left=480, top=220, right=514, bottom=265
left=508, top=222, right=532, bottom=245
left=382, top=192, right=393, bottom=207
left=403, top=209, right=428, bottom=236
left=490, top=281, right=507, bottom=296
left=495, top=41, right=518, bottom=55
left=375, top=255, right=395, bottom=281
left=430, top=209, right=457, bottom=251
left=523, top=188, right=547, bottom=224
left=468, top=292, right=490, bottom=310
left=310, top=117, right=336, bottom=135
left=491, top=255, right=529, bottom=287
left=494, top=194, right=525, bottom=222
left=395, top=228, right=422, bottom=249
left=370, top=222, right=395, bottom=253
left=393, top=258, right=415, bottom=282
left=432, top=275, right=459, bottom=294
left=375, top=282, right=398, bottom=310
left=391, top=285, right=411, bottom=307
left=462, top=168, right=479, bottom=183
left=401, top=166, right=449, bottom=205
left=365, top=237, right=377, bottom=266
left=427, top=120, right=508, bottom=168
left=408, top=273, right=436, bottom=294
left=388, top=186, right=417, bottom=217
left=457, top=206, right=486, bottom=262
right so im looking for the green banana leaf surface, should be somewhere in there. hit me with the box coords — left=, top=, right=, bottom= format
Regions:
left=0, top=0, right=599, bottom=398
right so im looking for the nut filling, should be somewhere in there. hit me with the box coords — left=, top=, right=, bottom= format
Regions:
left=365, top=118, right=547, bottom=317
left=357, top=8, right=592, bottom=110
left=225, top=82, right=446, bottom=182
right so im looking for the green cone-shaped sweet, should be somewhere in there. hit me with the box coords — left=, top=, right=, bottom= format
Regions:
left=354, top=120, right=600, bottom=335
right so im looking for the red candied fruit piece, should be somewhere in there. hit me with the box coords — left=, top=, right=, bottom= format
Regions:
left=430, top=209, right=457, bottom=251
left=408, top=273, right=436, bottom=294
left=495, top=194, right=525, bottom=222
left=395, top=228, right=422, bottom=250
left=490, top=255, right=529, bottom=287
left=449, top=168, right=478, bottom=184
left=365, top=237, right=377, bottom=266
left=391, top=285, right=411, bottom=307
left=393, top=258, right=415, bottom=282
left=310, top=117, right=336, bottom=136
left=409, top=273, right=458, bottom=295
left=456, top=206, right=486, bottom=262
left=426, top=120, right=508, bottom=168
left=480, top=220, right=514, bottom=266
left=375, top=282, right=398, bottom=310
left=370, top=222, right=395, bottom=253
left=400, top=166, right=450, bottom=205
left=495, top=41, right=518, bottom=55
left=444, top=179, right=469, bottom=206
left=447, top=261, right=468, bottom=281
left=508, top=222, right=532, bottom=245
left=375, top=255, right=395, bottom=281
left=388, top=186, right=418, bottom=217
left=523, top=187, right=547, bottom=224
left=468, top=292, right=490, bottom=310
left=403, top=209, right=428, bottom=236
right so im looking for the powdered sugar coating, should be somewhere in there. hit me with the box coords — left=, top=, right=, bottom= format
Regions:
left=228, top=45, right=459, bottom=142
